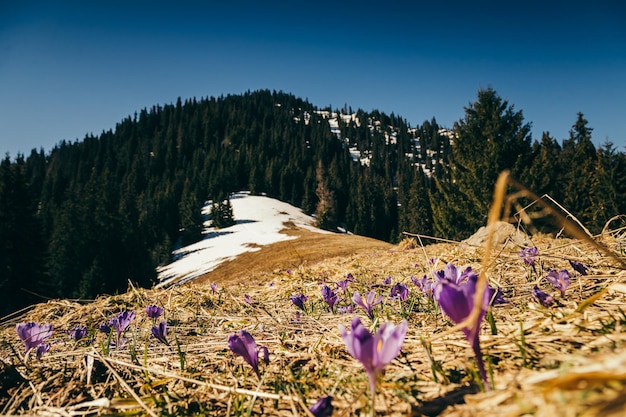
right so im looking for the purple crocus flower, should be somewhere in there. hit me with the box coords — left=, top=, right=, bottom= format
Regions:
left=290, top=293, right=308, bottom=311
left=435, top=262, right=476, bottom=285
left=545, top=269, right=571, bottom=297
left=36, top=343, right=50, bottom=359
left=108, top=310, right=135, bottom=346
left=487, top=287, right=508, bottom=305
left=16, top=322, right=53, bottom=354
left=210, top=282, right=218, bottom=293
left=151, top=321, right=168, bottom=345
left=321, top=285, right=338, bottom=312
left=244, top=294, right=252, bottom=305
left=383, top=276, right=392, bottom=285
left=228, top=330, right=269, bottom=377
left=569, top=260, right=589, bottom=276
left=337, top=304, right=354, bottom=314
left=68, top=325, right=87, bottom=341
left=336, top=278, right=350, bottom=292
left=339, top=317, right=408, bottom=400
left=519, top=247, right=539, bottom=266
left=352, top=291, right=383, bottom=320
left=433, top=273, right=491, bottom=389
left=145, top=305, right=164, bottom=320
left=390, top=283, right=409, bottom=301
left=411, top=275, right=434, bottom=298
left=532, top=285, right=555, bottom=308
left=309, top=396, right=334, bottom=417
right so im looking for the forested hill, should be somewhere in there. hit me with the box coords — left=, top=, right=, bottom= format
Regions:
left=1, top=88, right=625, bottom=315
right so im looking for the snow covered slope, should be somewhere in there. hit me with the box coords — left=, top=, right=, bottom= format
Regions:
left=156, top=192, right=329, bottom=288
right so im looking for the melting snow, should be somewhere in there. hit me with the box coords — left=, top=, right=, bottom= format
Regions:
left=156, top=192, right=329, bottom=288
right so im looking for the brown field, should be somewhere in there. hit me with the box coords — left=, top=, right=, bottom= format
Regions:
left=194, top=223, right=394, bottom=286
left=2, top=219, right=626, bottom=416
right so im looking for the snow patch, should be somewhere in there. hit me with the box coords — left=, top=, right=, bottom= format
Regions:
left=156, top=192, right=329, bottom=288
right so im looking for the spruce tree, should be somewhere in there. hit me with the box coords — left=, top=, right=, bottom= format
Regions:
left=210, top=198, right=235, bottom=229
left=439, top=88, right=532, bottom=236
left=559, top=113, right=597, bottom=228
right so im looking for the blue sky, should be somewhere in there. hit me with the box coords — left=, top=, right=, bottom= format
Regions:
left=1, top=1, right=625, bottom=158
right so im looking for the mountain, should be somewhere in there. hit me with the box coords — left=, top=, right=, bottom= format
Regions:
left=0, top=89, right=451, bottom=314
left=1, top=88, right=625, bottom=316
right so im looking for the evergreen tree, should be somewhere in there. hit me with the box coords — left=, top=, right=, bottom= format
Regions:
left=0, top=155, right=45, bottom=314
left=210, top=197, right=235, bottom=229
left=559, top=112, right=597, bottom=228
left=527, top=132, right=562, bottom=198
left=588, top=141, right=624, bottom=232
left=438, top=88, right=532, bottom=236
left=314, top=160, right=337, bottom=230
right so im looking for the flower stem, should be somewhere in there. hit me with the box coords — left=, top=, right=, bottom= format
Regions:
left=472, top=336, right=490, bottom=391
left=369, top=374, right=377, bottom=416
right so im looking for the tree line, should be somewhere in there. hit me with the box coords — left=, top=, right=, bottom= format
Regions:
left=1, top=88, right=624, bottom=315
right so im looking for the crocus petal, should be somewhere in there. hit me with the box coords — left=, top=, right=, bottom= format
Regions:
left=390, top=283, right=409, bottom=301
left=339, top=317, right=408, bottom=397
left=16, top=322, right=53, bottom=353
left=373, top=321, right=409, bottom=371
left=259, top=345, right=270, bottom=365
left=569, top=260, right=588, bottom=275
left=533, top=286, right=555, bottom=307
left=444, top=262, right=461, bottom=283
left=151, top=321, right=168, bottom=344
left=36, top=343, right=50, bottom=359
left=228, top=330, right=260, bottom=376
left=519, top=247, right=539, bottom=266
left=545, top=269, right=571, bottom=296
left=290, top=294, right=308, bottom=310
left=434, top=280, right=473, bottom=324
left=309, top=396, right=333, bottom=417
left=69, top=325, right=88, bottom=341
left=145, top=305, right=164, bottom=319
left=352, top=292, right=366, bottom=311
left=352, top=291, right=380, bottom=319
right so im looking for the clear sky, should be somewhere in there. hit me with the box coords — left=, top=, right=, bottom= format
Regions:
left=1, top=1, right=625, bottom=158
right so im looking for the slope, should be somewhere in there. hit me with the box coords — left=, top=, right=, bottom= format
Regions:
left=156, top=191, right=393, bottom=288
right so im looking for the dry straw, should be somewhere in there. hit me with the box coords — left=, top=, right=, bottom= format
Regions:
left=1, top=170, right=626, bottom=416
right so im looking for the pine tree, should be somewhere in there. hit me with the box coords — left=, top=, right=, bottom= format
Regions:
left=314, top=160, right=337, bottom=230
left=210, top=198, right=235, bottom=229
left=588, top=141, right=623, bottom=232
left=0, top=155, right=45, bottom=314
left=527, top=132, right=562, bottom=198
left=559, top=113, right=597, bottom=228
left=439, top=88, right=532, bottom=236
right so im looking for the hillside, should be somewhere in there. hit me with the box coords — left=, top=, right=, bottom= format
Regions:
left=3, top=88, right=626, bottom=317
left=155, top=191, right=393, bottom=288
left=2, top=210, right=626, bottom=416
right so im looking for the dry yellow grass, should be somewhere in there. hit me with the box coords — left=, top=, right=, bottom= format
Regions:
left=2, top=175, right=626, bottom=416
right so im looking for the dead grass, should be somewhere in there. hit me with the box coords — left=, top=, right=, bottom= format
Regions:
left=194, top=222, right=394, bottom=287
left=2, top=191, right=626, bottom=416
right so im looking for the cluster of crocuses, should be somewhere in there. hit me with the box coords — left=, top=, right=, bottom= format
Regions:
left=519, top=246, right=589, bottom=308
left=227, top=328, right=334, bottom=416
left=17, top=304, right=170, bottom=360
left=291, top=273, right=415, bottom=320
left=99, top=306, right=169, bottom=346
left=289, top=263, right=506, bottom=399
left=16, top=322, right=53, bottom=359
